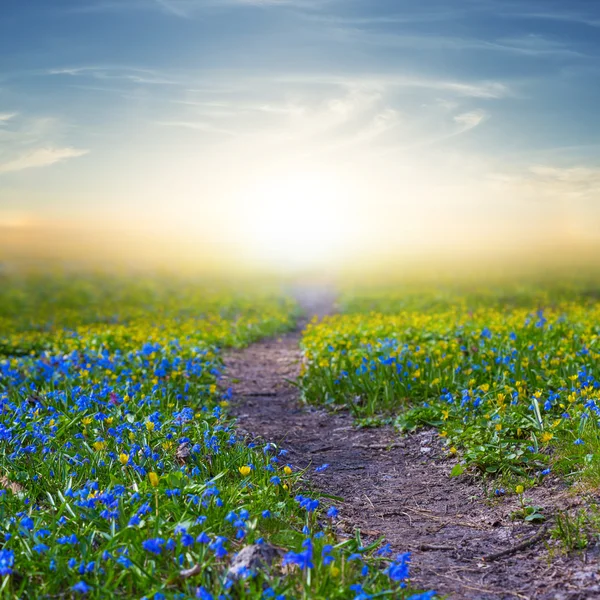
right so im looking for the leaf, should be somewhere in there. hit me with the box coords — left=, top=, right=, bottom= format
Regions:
left=450, top=463, right=465, bottom=477
left=525, top=513, right=545, bottom=522
left=318, top=492, right=344, bottom=502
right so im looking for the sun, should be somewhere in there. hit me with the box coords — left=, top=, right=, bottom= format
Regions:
left=240, top=172, right=352, bottom=269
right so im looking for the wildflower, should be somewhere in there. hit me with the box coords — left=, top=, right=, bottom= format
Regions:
left=375, top=543, right=392, bottom=556
left=540, top=432, right=553, bottom=443
left=145, top=421, right=155, bottom=432
left=93, top=441, right=106, bottom=451
left=148, top=472, right=159, bottom=487
left=516, top=485, right=524, bottom=494
left=181, top=533, right=194, bottom=547
left=283, top=465, right=292, bottom=475
left=0, top=549, right=14, bottom=576
left=117, top=556, right=132, bottom=568
left=387, top=552, right=411, bottom=581
left=196, top=587, right=213, bottom=600
left=574, top=438, right=584, bottom=445
left=238, top=466, right=251, bottom=476
left=72, top=581, right=91, bottom=594
left=327, top=506, right=339, bottom=519
left=315, top=463, right=329, bottom=472
left=119, top=453, right=129, bottom=465
left=196, top=532, right=210, bottom=544
left=142, top=538, right=165, bottom=555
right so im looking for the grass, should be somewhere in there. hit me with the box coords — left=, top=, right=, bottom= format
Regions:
left=300, top=281, right=600, bottom=492
left=0, top=272, right=434, bottom=599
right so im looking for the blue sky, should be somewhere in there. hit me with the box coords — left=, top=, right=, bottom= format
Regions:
left=1, top=0, right=600, bottom=266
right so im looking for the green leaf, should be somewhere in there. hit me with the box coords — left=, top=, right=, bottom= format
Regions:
left=450, top=463, right=465, bottom=477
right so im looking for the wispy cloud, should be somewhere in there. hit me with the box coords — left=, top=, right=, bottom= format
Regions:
left=454, top=109, right=487, bottom=132
left=157, top=120, right=236, bottom=135
left=70, top=0, right=325, bottom=18
left=275, top=73, right=511, bottom=99
left=47, top=66, right=179, bottom=85
left=0, top=113, right=17, bottom=122
left=506, top=10, right=600, bottom=28
left=0, top=147, right=89, bottom=174
left=329, top=27, right=585, bottom=59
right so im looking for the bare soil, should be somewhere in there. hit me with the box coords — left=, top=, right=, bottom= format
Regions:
left=223, top=296, right=599, bottom=600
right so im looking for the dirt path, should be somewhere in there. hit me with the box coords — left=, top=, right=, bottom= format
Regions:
left=223, top=296, right=596, bottom=600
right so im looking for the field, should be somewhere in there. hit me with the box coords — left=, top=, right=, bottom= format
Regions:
left=2, top=272, right=600, bottom=598
left=301, top=283, right=600, bottom=488
left=0, top=273, right=433, bottom=599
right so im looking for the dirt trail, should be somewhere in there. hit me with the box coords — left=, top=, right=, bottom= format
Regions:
left=223, top=294, right=596, bottom=600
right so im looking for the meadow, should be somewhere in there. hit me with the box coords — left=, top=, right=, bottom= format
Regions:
left=301, top=280, right=600, bottom=496
left=0, top=272, right=433, bottom=599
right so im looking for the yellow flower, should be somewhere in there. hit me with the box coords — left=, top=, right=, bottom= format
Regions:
left=516, top=485, right=524, bottom=495
left=238, top=465, right=251, bottom=476
left=540, top=432, right=554, bottom=443
left=449, top=446, right=457, bottom=454
left=495, top=423, right=502, bottom=431
left=283, top=466, right=292, bottom=475
left=145, top=421, right=155, bottom=432
left=105, top=417, right=114, bottom=425
left=82, top=417, right=92, bottom=426
left=330, top=565, right=340, bottom=577
left=93, top=441, right=106, bottom=451
left=119, top=453, right=129, bottom=465
left=148, top=472, right=159, bottom=487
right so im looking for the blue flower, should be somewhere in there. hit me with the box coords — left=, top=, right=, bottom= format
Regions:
left=181, top=533, right=194, bottom=547
left=196, top=587, right=213, bottom=600
left=142, top=538, right=165, bottom=554
left=197, top=532, right=211, bottom=544
left=407, top=592, right=437, bottom=600
left=387, top=552, right=411, bottom=581
left=72, top=581, right=91, bottom=594
left=0, top=549, right=14, bottom=576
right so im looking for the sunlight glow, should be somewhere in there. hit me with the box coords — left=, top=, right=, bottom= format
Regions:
left=240, top=172, right=352, bottom=268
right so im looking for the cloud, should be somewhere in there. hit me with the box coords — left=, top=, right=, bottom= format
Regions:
left=0, top=113, right=17, bottom=122
left=329, top=27, right=584, bottom=60
left=276, top=73, right=511, bottom=99
left=157, top=120, right=236, bottom=135
left=0, top=147, right=89, bottom=174
left=454, top=109, right=487, bottom=132
left=48, top=66, right=179, bottom=85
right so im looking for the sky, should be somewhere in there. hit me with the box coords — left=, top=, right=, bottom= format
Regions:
left=1, top=0, right=600, bottom=270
